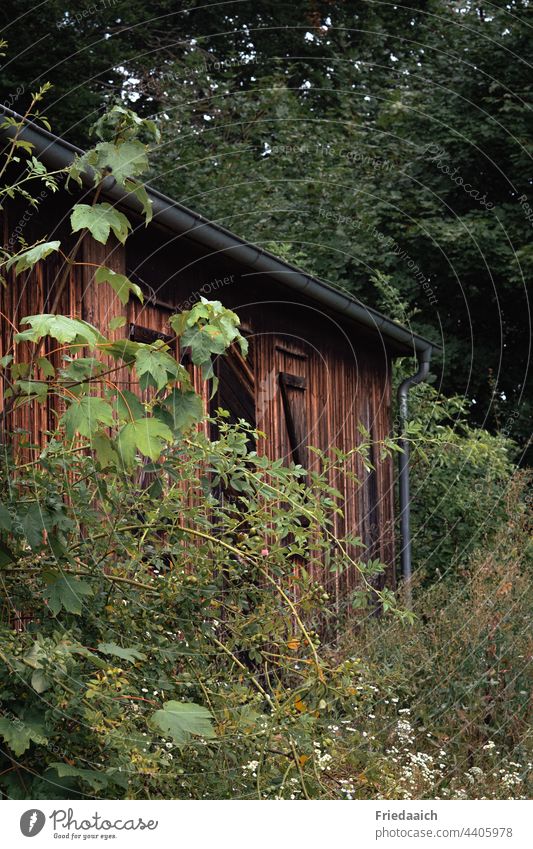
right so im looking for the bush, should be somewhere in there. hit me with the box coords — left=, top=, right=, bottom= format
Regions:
left=406, top=381, right=516, bottom=583
left=373, top=274, right=517, bottom=586
left=0, top=418, right=403, bottom=800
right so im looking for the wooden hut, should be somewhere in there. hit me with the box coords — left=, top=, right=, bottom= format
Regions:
left=0, top=118, right=438, bottom=597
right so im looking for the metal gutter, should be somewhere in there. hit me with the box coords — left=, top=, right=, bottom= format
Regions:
left=1, top=107, right=439, bottom=358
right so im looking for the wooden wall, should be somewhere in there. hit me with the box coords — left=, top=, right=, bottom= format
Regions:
left=242, top=296, right=395, bottom=605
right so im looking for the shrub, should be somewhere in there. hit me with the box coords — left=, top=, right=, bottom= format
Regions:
left=0, top=418, right=405, bottom=800
left=405, top=381, right=516, bottom=583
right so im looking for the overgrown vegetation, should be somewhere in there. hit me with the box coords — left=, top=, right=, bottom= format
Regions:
left=408, top=382, right=517, bottom=584
left=0, top=92, right=530, bottom=801
left=330, top=473, right=532, bottom=800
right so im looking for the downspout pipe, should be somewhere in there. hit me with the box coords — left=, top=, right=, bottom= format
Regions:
left=397, top=346, right=432, bottom=608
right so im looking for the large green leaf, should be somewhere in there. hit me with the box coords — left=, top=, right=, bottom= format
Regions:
left=151, top=701, right=215, bottom=746
left=71, top=203, right=131, bottom=245
left=91, top=432, right=119, bottom=469
left=170, top=299, right=248, bottom=372
left=45, top=575, right=93, bottom=616
left=0, top=714, right=48, bottom=756
left=72, top=140, right=149, bottom=187
left=116, top=389, right=145, bottom=422
left=162, top=388, right=204, bottom=432
left=47, top=763, right=122, bottom=792
left=21, top=503, right=53, bottom=550
left=5, top=241, right=60, bottom=276
left=0, top=504, right=13, bottom=531
left=97, top=642, right=146, bottom=662
left=31, top=668, right=51, bottom=694
left=94, top=266, right=143, bottom=305
left=61, top=396, right=114, bottom=439
left=61, top=356, right=103, bottom=382
left=99, top=338, right=141, bottom=365
left=13, top=379, right=48, bottom=403
left=117, top=417, right=173, bottom=465
left=15, top=315, right=106, bottom=348
left=0, top=539, right=16, bottom=567
left=182, top=324, right=228, bottom=366
left=134, top=344, right=182, bottom=391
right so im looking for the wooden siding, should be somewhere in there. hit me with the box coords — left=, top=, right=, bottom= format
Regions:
left=249, top=308, right=395, bottom=606
left=1, top=199, right=397, bottom=611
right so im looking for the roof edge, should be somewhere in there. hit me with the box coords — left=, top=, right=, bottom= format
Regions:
left=1, top=107, right=441, bottom=356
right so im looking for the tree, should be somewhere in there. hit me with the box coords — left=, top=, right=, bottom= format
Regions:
left=148, top=1, right=531, bottom=450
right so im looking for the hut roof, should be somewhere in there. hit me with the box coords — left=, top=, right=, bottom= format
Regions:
left=1, top=109, right=439, bottom=357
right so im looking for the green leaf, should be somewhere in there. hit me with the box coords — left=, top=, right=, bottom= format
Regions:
left=76, top=140, right=149, bottom=187
left=100, top=338, right=140, bottom=365
left=16, top=314, right=106, bottom=348
left=351, top=590, right=369, bottom=610
left=47, top=763, right=112, bottom=792
left=109, top=315, right=127, bottom=331
left=45, top=575, right=93, bottom=616
left=124, top=178, right=153, bottom=224
left=0, top=714, right=48, bottom=756
left=94, top=266, right=143, bottom=305
left=91, top=432, right=119, bottom=469
left=116, top=389, right=145, bottom=422
left=134, top=344, right=181, bottom=391
left=23, top=642, right=44, bottom=670
left=71, top=202, right=131, bottom=245
left=0, top=504, right=13, bottom=531
left=162, top=389, right=204, bottom=432
left=170, top=300, right=247, bottom=369
left=97, top=642, right=146, bottom=662
left=11, top=362, right=30, bottom=379
left=151, top=701, right=215, bottom=746
left=61, top=356, right=103, bottom=382
left=12, top=139, right=34, bottom=154
left=61, top=396, right=114, bottom=439
left=0, top=504, right=12, bottom=531
left=13, top=379, right=48, bottom=402
left=31, top=669, right=51, bottom=693
left=5, top=241, right=60, bottom=276
left=21, top=503, right=53, bottom=549
left=36, top=355, right=55, bottom=377
left=0, top=539, right=16, bottom=567
left=182, top=325, right=227, bottom=366
left=117, top=418, right=173, bottom=465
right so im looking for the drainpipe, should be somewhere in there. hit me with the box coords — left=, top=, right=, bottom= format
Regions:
left=397, top=346, right=432, bottom=608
